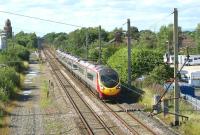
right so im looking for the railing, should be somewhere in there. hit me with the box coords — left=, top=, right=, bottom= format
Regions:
left=181, top=94, right=200, bottom=110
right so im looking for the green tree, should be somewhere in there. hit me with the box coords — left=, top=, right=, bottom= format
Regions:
left=15, top=31, right=37, bottom=48
left=43, top=32, right=57, bottom=44
left=138, top=30, right=156, bottom=49
left=144, top=64, right=173, bottom=85
left=108, top=48, right=163, bottom=83
left=0, top=44, right=30, bottom=72
left=130, top=26, right=140, bottom=41
left=157, top=24, right=182, bottom=53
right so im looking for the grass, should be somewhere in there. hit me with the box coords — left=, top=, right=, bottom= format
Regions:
left=0, top=101, right=18, bottom=135
left=46, top=120, right=63, bottom=135
left=40, top=80, right=51, bottom=108
left=138, top=85, right=200, bottom=135
left=179, top=117, right=200, bottom=135
left=157, top=101, right=200, bottom=135
left=23, top=61, right=29, bottom=70
left=138, top=88, right=155, bottom=111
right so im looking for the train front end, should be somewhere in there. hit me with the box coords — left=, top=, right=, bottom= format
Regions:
left=98, top=68, right=120, bottom=98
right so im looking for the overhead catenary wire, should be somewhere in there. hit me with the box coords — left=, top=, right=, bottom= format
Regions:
left=2, top=9, right=192, bottom=100
left=0, top=10, right=83, bottom=28
left=147, top=10, right=174, bottom=32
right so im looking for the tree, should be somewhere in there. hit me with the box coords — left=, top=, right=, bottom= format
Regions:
left=138, top=30, right=156, bottom=49
left=43, top=32, right=57, bottom=44
left=15, top=31, right=37, bottom=48
left=107, top=48, right=163, bottom=83
left=156, top=24, right=182, bottom=53
left=101, top=45, right=120, bottom=64
left=156, top=25, right=172, bottom=52
left=144, top=64, right=173, bottom=85
left=130, top=26, right=140, bottom=41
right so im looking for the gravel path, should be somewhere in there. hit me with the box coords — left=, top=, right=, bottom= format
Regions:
left=9, top=53, right=82, bottom=135
left=9, top=57, right=44, bottom=135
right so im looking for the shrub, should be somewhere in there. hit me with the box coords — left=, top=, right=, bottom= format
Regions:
left=108, top=48, right=163, bottom=83
left=0, top=67, right=20, bottom=98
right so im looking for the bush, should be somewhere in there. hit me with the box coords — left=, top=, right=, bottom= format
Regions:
left=0, top=67, right=20, bottom=98
left=0, top=88, right=9, bottom=102
left=0, top=45, right=30, bottom=73
left=108, top=48, right=164, bottom=83
left=144, top=64, right=173, bottom=86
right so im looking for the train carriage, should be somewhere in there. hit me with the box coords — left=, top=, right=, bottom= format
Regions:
left=56, top=50, right=121, bottom=99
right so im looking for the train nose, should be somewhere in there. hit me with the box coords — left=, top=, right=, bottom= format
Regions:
left=101, top=87, right=120, bottom=96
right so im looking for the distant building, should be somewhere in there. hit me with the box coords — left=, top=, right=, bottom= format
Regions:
left=4, top=19, right=12, bottom=38
left=0, top=31, right=7, bottom=50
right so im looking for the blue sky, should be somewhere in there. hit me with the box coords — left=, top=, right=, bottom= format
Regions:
left=0, top=0, right=199, bottom=36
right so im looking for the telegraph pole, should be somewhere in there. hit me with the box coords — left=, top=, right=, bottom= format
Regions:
left=12, top=32, right=14, bottom=48
left=127, top=19, right=131, bottom=87
left=173, top=8, right=179, bottom=126
left=99, top=25, right=102, bottom=64
left=86, top=29, right=88, bottom=60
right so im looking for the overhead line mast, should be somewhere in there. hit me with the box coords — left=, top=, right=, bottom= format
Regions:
left=173, top=8, right=180, bottom=126
left=127, top=19, right=131, bottom=87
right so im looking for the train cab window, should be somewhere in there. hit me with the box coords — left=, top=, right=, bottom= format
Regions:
left=189, top=59, right=193, bottom=62
left=99, top=68, right=119, bottom=88
left=87, top=73, right=93, bottom=81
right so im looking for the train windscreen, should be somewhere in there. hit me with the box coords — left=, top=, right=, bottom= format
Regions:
left=99, top=68, right=119, bottom=88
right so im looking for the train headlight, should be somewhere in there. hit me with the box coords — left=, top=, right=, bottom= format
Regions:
left=100, top=85, right=105, bottom=90
left=116, top=85, right=121, bottom=89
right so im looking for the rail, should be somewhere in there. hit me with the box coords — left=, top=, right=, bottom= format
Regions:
left=47, top=48, right=158, bottom=135
left=43, top=49, right=114, bottom=135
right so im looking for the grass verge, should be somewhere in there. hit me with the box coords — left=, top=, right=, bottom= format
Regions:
left=40, top=80, right=51, bottom=108
left=139, top=86, right=200, bottom=135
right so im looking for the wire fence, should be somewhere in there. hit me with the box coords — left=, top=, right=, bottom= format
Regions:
left=181, top=93, right=200, bottom=111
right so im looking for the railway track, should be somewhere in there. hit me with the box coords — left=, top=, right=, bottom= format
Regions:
left=44, top=48, right=163, bottom=135
left=43, top=49, right=114, bottom=135
left=44, top=48, right=180, bottom=135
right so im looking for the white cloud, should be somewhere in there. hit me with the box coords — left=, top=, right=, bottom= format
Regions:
left=0, top=0, right=199, bottom=36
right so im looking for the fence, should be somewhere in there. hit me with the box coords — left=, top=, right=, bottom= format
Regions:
left=181, top=94, right=200, bottom=111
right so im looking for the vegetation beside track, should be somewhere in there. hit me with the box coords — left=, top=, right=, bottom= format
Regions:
left=40, top=80, right=51, bottom=108
left=0, top=31, right=37, bottom=130
left=43, top=23, right=200, bottom=134
left=139, top=85, right=200, bottom=135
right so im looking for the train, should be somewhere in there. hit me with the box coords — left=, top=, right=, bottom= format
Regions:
left=56, top=50, right=121, bottom=99
left=164, top=54, right=200, bottom=66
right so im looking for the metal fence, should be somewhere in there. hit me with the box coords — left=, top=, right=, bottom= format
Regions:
left=181, top=94, right=200, bottom=110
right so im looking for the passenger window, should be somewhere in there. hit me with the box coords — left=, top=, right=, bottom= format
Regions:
left=79, top=67, right=84, bottom=74
left=194, top=58, right=198, bottom=60
left=68, top=62, right=72, bottom=66
left=73, top=64, right=78, bottom=69
left=87, top=73, right=93, bottom=81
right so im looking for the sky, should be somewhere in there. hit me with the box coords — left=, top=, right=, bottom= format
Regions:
left=0, top=0, right=200, bottom=36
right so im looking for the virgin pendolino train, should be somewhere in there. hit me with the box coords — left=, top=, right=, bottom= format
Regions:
left=56, top=50, right=121, bottom=99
